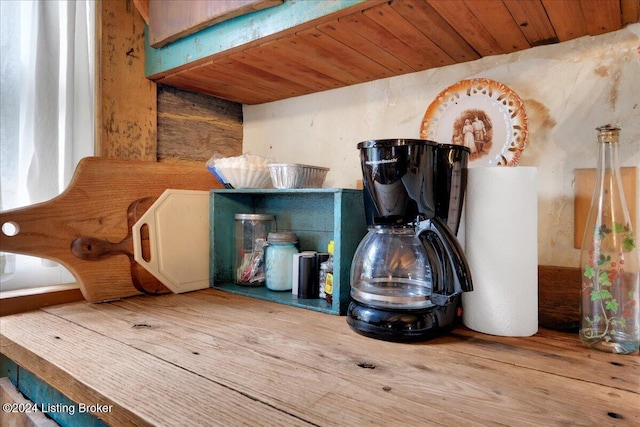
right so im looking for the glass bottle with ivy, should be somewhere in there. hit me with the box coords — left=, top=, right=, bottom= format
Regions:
left=579, top=125, right=639, bottom=354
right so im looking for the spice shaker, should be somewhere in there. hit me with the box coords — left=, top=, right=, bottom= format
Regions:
left=319, top=240, right=335, bottom=303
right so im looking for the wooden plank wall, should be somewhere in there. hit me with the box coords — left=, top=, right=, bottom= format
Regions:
left=157, top=86, right=243, bottom=164
left=99, top=0, right=243, bottom=163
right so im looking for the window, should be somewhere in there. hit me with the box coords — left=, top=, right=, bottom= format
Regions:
left=0, top=0, right=95, bottom=293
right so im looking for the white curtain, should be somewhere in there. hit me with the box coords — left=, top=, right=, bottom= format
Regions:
left=0, top=0, right=95, bottom=291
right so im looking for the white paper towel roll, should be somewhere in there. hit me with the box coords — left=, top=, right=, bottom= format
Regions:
left=462, top=167, right=538, bottom=336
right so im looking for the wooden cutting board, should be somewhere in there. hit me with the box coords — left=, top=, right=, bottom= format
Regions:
left=70, top=196, right=170, bottom=296
left=0, top=157, right=222, bottom=302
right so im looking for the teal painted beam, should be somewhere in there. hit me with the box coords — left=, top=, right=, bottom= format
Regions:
left=1, top=354, right=18, bottom=384
left=145, top=0, right=369, bottom=77
left=1, top=355, right=107, bottom=427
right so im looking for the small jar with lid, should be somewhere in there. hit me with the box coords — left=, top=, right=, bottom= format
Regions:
left=235, top=214, right=275, bottom=286
left=265, top=232, right=299, bottom=291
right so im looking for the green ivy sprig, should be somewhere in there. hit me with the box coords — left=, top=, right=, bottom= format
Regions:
left=582, top=222, right=636, bottom=342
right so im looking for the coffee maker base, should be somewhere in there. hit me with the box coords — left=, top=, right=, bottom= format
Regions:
left=346, top=298, right=463, bottom=342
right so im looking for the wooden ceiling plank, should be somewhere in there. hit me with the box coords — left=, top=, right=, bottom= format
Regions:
left=157, top=73, right=260, bottom=105
left=172, top=66, right=275, bottom=104
left=621, top=0, right=640, bottom=25
left=215, top=55, right=314, bottom=98
left=193, top=61, right=285, bottom=102
left=503, top=0, right=559, bottom=46
left=243, top=42, right=345, bottom=92
left=541, top=0, right=589, bottom=41
left=463, top=0, right=532, bottom=53
left=426, top=0, right=505, bottom=56
left=227, top=51, right=317, bottom=97
left=317, top=20, right=414, bottom=75
left=270, top=35, right=365, bottom=85
left=363, top=3, right=456, bottom=69
left=336, top=12, right=422, bottom=70
left=390, top=0, right=480, bottom=63
left=580, top=0, right=622, bottom=35
left=296, top=28, right=397, bottom=82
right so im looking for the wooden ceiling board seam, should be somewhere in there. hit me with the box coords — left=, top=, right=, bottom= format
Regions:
left=362, top=2, right=456, bottom=69
left=226, top=51, right=318, bottom=97
left=503, top=0, right=559, bottom=46
left=389, top=0, right=481, bottom=63
left=190, top=61, right=286, bottom=101
left=316, top=20, right=415, bottom=75
left=336, top=12, right=423, bottom=71
left=580, top=0, right=623, bottom=35
left=182, top=64, right=264, bottom=95
left=274, top=34, right=369, bottom=85
left=164, top=67, right=271, bottom=104
left=463, top=0, right=532, bottom=53
left=243, top=42, right=346, bottom=92
left=157, top=74, right=244, bottom=103
left=541, top=0, right=590, bottom=41
left=426, top=0, right=506, bottom=56
left=213, top=55, right=312, bottom=98
left=296, top=28, right=397, bottom=81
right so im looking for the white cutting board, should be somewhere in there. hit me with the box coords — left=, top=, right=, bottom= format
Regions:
left=132, top=189, right=210, bottom=293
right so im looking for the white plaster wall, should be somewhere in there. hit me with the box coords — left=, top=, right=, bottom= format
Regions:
left=243, top=24, right=640, bottom=268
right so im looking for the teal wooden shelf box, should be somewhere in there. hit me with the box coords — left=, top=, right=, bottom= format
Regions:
left=210, top=189, right=367, bottom=315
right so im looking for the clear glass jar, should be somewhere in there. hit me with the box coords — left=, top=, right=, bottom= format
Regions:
left=265, top=232, right=298, bottom=291
left=579, top=125, right=639, bottom=354
left=235, top=214, right=275, bottom=286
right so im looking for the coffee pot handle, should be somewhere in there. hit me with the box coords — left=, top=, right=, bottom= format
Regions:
left=416, top=217, right=473, bottom=296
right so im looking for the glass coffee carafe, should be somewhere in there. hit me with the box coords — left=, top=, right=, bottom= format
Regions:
left=350, top=227, right=434, bottom=309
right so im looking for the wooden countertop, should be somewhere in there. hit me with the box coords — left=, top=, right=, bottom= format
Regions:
left=1, top=289, right=639, bottom=426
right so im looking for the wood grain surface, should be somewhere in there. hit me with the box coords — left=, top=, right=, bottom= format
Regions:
left=538, top=265, right=581, bottom=331
left=149, top=0, right=635, bottom=104
left=0, top=157, right=222, bottom=303
left=98, top=0, right=157, bottom=160
left=157, top=85, right=242, bottom=164
left=148, top=0, right=282, bottom=48
left=1, top=289, right=638, bottom=426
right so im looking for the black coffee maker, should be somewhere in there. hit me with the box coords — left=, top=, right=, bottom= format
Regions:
left=346, top=139, right=473, bottom=341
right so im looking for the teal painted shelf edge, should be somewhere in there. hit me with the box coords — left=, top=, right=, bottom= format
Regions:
left=1, top=355, right=107, bottom=427
left=215, top=283, right=336, bottom=314
left=145, top=0, right=369, bottom=77
left=209, top=188, right=367, bottom=315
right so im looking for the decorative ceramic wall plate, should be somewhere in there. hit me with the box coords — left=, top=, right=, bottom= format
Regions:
left=420, top=78, right=528, bottom=166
